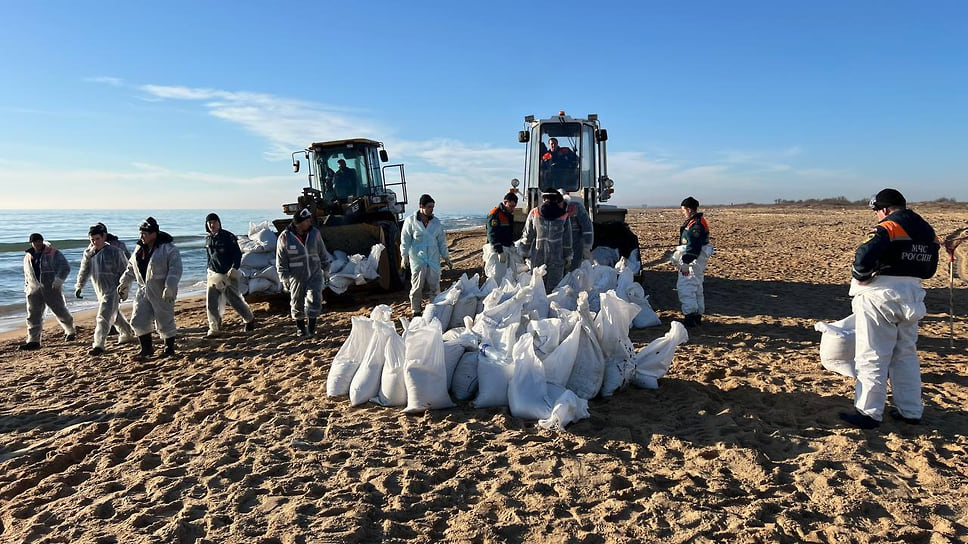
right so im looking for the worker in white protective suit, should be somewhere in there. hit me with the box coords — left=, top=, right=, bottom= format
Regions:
left=204, top=212, right=255, bottom=338
left=20, top=233, right=76, bottom=350
left=401, top=194, right=452, bottom=314
left=562, top=189, right=594, bottom=270
left=839, top=189, right=939, bottom=429
left=671, top=196, right=713, bottom=328
left=119, top=217, right=183, bottom=360
left=517, top=190, right=572, bottom=293
left=74, top=223, right=136, bottom=356
left=276, top=208, right=331, bottom=338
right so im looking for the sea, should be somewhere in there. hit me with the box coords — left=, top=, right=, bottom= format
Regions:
left=0, top=209, right=485, bottom=333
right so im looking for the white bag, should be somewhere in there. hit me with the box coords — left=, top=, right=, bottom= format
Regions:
left=632, top=321, right=689, bottom=389
left=814, top=314, right=856, bottom=378
left=538, top=388, right=590, bottom=430
left=596, top=291, right=641, bottom=397
left=326, top=316, right=373, bottom=397
left=566, top=320, right=606, bottom=399
left=523, top=264, right=550, bottom=319
left=403, top=318, right=454, bottom=413
left=443, top=339, right=466, bottom=388
left=424, top=286, right=461, bottom=331
left=508, top=334, right=552, bottom=421
left=541, top=320, right=581, bottom=388
left=376, top=332, right=407, bottom=407
left=473, top=344, right=514, bottom=408
left=349, top=320, right=397, bottom=406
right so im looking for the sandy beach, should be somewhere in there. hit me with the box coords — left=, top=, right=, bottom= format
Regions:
left=2, top=204, right=967, bottom=543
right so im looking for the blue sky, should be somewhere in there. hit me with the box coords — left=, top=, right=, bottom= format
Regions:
left=1, top=1, right=965, bottom=211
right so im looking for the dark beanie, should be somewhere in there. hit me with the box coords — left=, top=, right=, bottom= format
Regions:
left=504, top=192, right=518, bottom=203
left=681, top=196, right=699, bottom=210
left=139, top=216, right=160, bottom=233
left=88, top=223, right=107, bottom=237
left=29, top=232, right=44, bottom=243
left=205, top=212, right=221, bottom=223
left=870, top=188, right=906, bottom=210
left=419, top=194, right=435, bottom=207
left=294, top=208, right=313, bottom=223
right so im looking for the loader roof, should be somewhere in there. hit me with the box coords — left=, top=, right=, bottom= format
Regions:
left=309, top=138, right=383, bottom=149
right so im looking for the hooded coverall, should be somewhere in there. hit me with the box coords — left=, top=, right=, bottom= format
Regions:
left=401, top=210, right=450, bottom=313
left=850, top=208, right=938, bottom=421
left=484, top=202, right=516, bottom=281
left=205, top=227, right=254, bottom=333
left=23, top=243, right=75, bottom=344
left=519, top=203, right=572, bottom=293
left=120, top=232, right=183, bottom=340
left=565, top=194, right=594, bottom=270
left=276, top=223, right=331, bottom=320
left=675, top=212, right=712, bottom=317
left=75, top=242, right=135, bottom=349
left=104, top=235, right=135, bottom=338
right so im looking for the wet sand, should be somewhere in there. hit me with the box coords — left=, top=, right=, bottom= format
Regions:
left=2, top=204, right=967, bottom=543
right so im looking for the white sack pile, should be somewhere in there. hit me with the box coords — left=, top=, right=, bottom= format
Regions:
left=238, top=221, right=282, bottom=296
left=239, top=220, right=386, bottom=296
left=326, top=251, right=684, bottom=431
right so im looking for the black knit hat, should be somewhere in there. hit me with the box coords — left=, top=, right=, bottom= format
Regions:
left=419, top=194, right=435, bottom=207
left=139, top=217, right=160, bottom=233
left=28, top=232, right=44, bottom=243
left=681, top=196, right=699, bottom=210
left=293, top=208, right=313, bottom=223
left=869, top=188, right=906, bottom=210
left=205, top=212, right=221, bottom=223
left=88, top=223, right=107, bottom=237
left=504, top=192, right=518, bottom=203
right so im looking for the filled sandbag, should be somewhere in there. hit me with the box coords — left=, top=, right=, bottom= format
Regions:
left=541, top=318, right=581, bottom=388
left=326, top=316, right=374, bottom=397
left=566, top=319, right=606, bottom=399
left=508, top=334, right=552, bottom=421
left=375, top=331, right=407, bottom=407
left=814, top=314, right=856, bottom=378
left=349, top=320, right=397, bottom=406
left=473, top=344, right=514, bottom=408
left=632, top=321, right=689, bottom=389
left=424, top=286, right=461, bottom=332
left=403, top=318, right=454, bottom=413
left=451, top=351, right=480, bottom=401
left=596, top=291, right=641, bottom=397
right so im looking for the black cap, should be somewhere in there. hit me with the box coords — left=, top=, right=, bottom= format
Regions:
left=294, top=208, right=313, bottom=223
left=29, top=233, right=44, bottom=243
left=504, top=192, right=518, bottom=203
left=88, top=223, right=107, bottom=237
left=205, top=212, right=220, bottom=223
left=869, top=188, right=906, bottom=210
left=419, top=194, right=435, bottom=207
left=139, top=217, right=160, bottom=233
left=681, top=196, right=699, bottom=210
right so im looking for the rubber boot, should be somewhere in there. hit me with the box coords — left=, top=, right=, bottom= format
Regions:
left=161, top=337, right=176, bottom=358
left=295, top=319, right=307, bottom=337
left=135, top=334, right=154, bottom=360
left=307, top=318, right=317, bottom=338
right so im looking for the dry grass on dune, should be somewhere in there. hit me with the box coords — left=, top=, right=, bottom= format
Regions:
left=1, top=204, right=967, bottom=543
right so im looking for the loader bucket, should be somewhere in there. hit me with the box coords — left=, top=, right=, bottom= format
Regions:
left=319, top=223, right=397, bottom=291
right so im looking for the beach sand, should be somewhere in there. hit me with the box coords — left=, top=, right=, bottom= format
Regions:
left=2, top=205, right=967, bottom=543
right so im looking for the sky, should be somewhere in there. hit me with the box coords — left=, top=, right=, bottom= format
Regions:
left=1, top=1, right=965, bottom=212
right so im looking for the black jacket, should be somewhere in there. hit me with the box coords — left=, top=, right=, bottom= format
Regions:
left=852, top=208, right=938, bottom=281
left=206, top=229, right=243, bottom=274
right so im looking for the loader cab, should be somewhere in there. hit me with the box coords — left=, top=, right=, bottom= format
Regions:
left=515, top=112, right=616, bottom=224
left=286, top=138, right=408, bottom=226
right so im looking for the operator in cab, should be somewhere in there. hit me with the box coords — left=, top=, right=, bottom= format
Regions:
left=541, top=138, right=578, bottom=170
left=332, top=159, right=359, bottom=202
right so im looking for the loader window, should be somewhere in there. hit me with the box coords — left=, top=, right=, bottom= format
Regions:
left=538, top=127, right=582, bottom=193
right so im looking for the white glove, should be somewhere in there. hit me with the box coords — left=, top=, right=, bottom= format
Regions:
left=228, top=268, right=242, bottom=281
left=118, top=283, right=130, bottom=301
left=52, top=277, right=64, bottom=290
left=401, top=256, right=409, bottom=270
left=497, top=251, right=507, bottom=264
left=162, top=286, right=176, bottom=304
